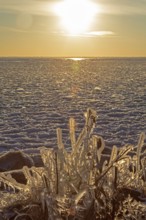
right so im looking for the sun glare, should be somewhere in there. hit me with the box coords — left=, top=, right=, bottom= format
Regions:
left=54, top=0, right=99, bottom=35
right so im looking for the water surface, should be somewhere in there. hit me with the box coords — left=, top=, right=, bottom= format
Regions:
left=0, top=57, right=146, bottom=152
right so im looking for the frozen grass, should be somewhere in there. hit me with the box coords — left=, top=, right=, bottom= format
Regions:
left=0, top=109, right=146, bottom=220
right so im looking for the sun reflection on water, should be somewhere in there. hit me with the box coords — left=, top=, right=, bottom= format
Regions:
left=67, top=58, right=85, bottom=61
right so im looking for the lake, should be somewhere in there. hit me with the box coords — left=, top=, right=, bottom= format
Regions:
left=0, top=57, right=146, bottom=152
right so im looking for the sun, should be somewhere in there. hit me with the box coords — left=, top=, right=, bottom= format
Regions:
left=54, top=0, right=99, bottom=35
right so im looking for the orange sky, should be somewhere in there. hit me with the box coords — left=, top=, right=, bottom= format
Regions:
left=0, top=0, right=146, bottom=57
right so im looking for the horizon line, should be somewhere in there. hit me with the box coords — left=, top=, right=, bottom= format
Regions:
left=0, top=56, right=146, bottom=58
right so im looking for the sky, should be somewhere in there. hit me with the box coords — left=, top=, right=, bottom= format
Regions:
left=0, top=0, right=146, bottom=57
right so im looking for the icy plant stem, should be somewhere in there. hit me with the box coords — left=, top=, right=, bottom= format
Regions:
left=57, top=128, right=64, bottom=149
left=109, top=145, right=118, bottom=165
left=136, top=132, right=145, bottom=182
left=96, top=145, right=133, bottom=183
left=54, top=152, right=59, bottom=194
left=69, top=117, right=76, bottom=150
left=73, top=108, right=96, bottom=155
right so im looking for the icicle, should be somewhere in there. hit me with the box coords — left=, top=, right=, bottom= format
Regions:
left=109, top=145, right=118, bottom=165
left=74, top=188, right=88, bottom=205
left=6, top=174, right=16, bottom=193
left=92, top=135, right=105, bottom=163
left=40, top=191, right=46, bottom=213
left=69, top=182, right=79, bottom=193
left=0, top=172, right=25, bottom=192
left=4, top=183, right=6, bottom=191
left=23, top=166, right=33, bottom=184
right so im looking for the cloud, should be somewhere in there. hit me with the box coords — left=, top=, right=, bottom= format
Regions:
left=0, top=25, right=115, bottom=38
left=84, top=31, right=115, bottom=37
left=53, top=30, right=115, bottom=38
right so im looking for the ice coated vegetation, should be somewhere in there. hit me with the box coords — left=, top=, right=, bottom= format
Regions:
left=0, top=109, right=146, bottom=220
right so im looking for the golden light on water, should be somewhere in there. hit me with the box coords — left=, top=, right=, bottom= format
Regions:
left=54, top=0, right=99, bottom=35
left=68, top=58, right=85, bottom=61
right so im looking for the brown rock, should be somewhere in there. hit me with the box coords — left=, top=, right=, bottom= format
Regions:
left=0, top=151, right=34, bottom=172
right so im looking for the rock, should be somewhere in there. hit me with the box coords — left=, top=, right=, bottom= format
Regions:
left=21, top=148, right=44, bottom=167
left=31, top=154, right=44, bottom=167
left=0, top=151, right=34, bottom=172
